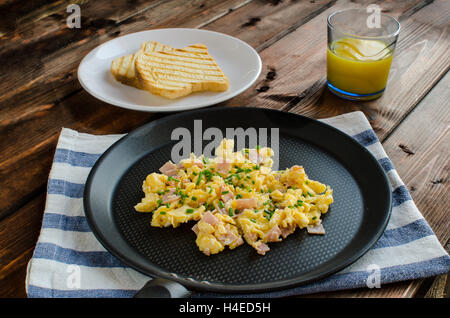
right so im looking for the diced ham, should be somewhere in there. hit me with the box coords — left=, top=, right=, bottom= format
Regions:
left=236, top=237, right=244, bottom=246
left=218, top=230, right=241, bottom=245
left=220, top=185, right=234, bottom=202
left=234, top=198, right=257, bottom=210
left=307, top=222, right=325, bottom=235
left=161, top=188, right=179, bottom=204
left=263, top=225, right=282, bottom=242
left=159, top=161, right=178, bottom=176
left=280, top=225, right=296, bottom=238
left=244, top=232, right=257, bottom=243
left=203, top=248, right=211, bottom=256
left=254, top=241, right=270, bottom=255
left=162, top=194, right=179, bottom=204
left=216, top=160, right=232, bottom=175
left=191, top=223, right=199, bottom=235
left=201, top=211, right=219, bottom=226
left=214, top=202, right=226, bottom=215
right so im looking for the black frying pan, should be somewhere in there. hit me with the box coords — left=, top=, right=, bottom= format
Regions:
left=83, top=107, right=391, bottom=297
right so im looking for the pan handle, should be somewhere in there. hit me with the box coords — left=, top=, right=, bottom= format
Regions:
left=134, top=278, right=192, bottom=298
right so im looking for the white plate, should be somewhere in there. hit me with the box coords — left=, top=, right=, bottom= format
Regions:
left=77, top=28, right=262, bottom=112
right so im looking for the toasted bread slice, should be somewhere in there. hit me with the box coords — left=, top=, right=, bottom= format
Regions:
left=135, top=44, right=229, bottom=99
left=111, top=41, right=173, bottom=89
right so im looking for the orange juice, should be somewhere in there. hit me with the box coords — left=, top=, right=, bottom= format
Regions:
left=327, top=37, right=394, bottom=98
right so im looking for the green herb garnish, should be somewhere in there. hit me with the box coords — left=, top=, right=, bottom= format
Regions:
left=168, top=176, right=180, bottom=182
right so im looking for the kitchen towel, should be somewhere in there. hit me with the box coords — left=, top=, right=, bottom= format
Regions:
left=26, top=111, right=450, bottom=297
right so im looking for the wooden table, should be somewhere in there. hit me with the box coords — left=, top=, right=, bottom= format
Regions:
left=0, top=0, right=448, bottom=298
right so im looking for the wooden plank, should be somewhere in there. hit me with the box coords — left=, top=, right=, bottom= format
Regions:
left=223, top=0, right=449, bottom=140
left=203, top=0, right=336, bottom=51
left=0, top=0, right=336, bottom=220
left=0, top=193, right=45, bottom=297
left=1, top=0, right=448, bottom=298
left=0, top=0, right=250, bottom=128
left=310, top=68, right=450, bottom=298
left=382, top=72, right=449, bottom=246
left=0, top=0, right=255, bottom=220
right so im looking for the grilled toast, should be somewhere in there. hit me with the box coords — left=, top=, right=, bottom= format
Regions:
left=135, top=44, right=229, bottom=99
left=110, top=41, right=173, bottom=89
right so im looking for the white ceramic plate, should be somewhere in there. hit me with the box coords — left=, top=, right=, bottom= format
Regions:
left=77, top=28, right=262, bottom=112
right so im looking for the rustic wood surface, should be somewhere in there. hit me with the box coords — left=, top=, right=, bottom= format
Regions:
left=0, top=0, right=448, bottom=298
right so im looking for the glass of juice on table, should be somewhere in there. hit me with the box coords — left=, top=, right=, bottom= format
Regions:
left=327, top=8, right=400, bottom=100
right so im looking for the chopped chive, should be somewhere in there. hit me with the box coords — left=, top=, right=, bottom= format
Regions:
left=196, top=171, right=202, bottom=185
left=191, top=196, right=197, bottom=201
left=221, top=191, right=229, bottom=194
left=159, top=211, right=166, bottom=215
left=312, top=216, right=317, bottom=220
left=186, top=208, right=194, bottom=214
left=305, top=180, right=309, bottom=185
left=228, top=208, right=234, bottom=216
left=218, top=201, right=224, bottom=208
left=253, top=165, right=260, bottom=170
left=165, top=203, right=170, bottom=208
left=202, top=157, right=210, bottom=164
left=192, top=172, right=198, bottom=176
left=236, top=194, right=242, bottom=199
left=256, top=145, right=260, bottom=150
left=267, top=188, right=272, bottom=193
left=208, top=186, right=213, bottom=194
left=168, top=176, right=180, bottom=182
left=250, top=218, right=256, bottom=223
left=307, top=191, right=314, bottom=197
left=157, top=199, right=163, bottom=205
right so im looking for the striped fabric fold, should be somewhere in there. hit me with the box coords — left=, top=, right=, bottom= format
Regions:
left=26, top=111, right=450, bottom=298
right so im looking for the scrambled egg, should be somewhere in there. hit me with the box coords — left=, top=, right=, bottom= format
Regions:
left=135, top=139, right=333, bottom=255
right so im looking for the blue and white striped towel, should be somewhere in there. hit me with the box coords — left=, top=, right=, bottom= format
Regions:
left=26, top=111, right=449, bottom=298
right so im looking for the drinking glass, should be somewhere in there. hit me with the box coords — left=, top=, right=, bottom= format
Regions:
left=327, top=8, right=400, bottom=100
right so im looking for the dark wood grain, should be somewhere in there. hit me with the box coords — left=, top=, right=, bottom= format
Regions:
left=223, top=0, right=449, bottom=140
left=382, top=72, right=449, bottom=247
left=0, top=0, right=448, bottom=298
left=0, top=193, right=45, bottom=297
left=0, top=0, right=339, bottom=221
left=0, top=0, right=256, bottom=220
left=305, top=71, right=450, bottom=298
